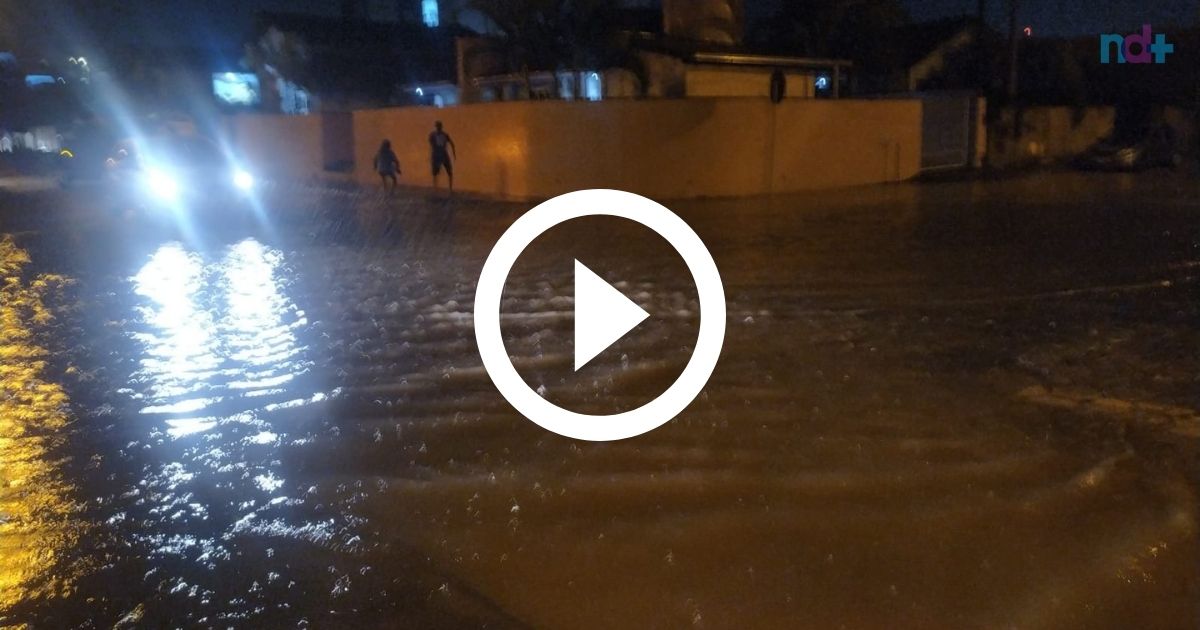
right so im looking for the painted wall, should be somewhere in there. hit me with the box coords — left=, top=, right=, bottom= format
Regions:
left=320, top=111, right=356, bottom=172
left=225, top=113, right=326, bottom=180
left=684, top=66, right=815, bottom=99
left=352, top=98, right=922, bottom=199
left=770, top=99, right=922, bottom=191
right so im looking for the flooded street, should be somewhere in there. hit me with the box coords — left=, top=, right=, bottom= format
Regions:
left=1, top=171, right=1198, bottom=628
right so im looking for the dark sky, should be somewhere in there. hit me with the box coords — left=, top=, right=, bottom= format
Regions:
left=35, top=0, right=1200, bottom=55
left=749, top=0, right=1197, bottom=36
left=58, top=0, right=343, bottom=50
left=901, top=0, right=1197, bottom=36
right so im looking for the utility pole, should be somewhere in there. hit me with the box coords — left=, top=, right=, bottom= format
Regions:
left=977, top=0, right=988, bottom=91
left=1007, top=0, right=1020, bottom=139
left=1006, top=0, right=1018, bottom=101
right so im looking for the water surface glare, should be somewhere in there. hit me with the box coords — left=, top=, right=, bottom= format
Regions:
left=0, top=173, right=1197, bottom=628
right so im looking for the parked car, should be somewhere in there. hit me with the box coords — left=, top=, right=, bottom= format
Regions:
left=105, top=134, right=258, bottom=214
left=1075, top=124, right=1182, bottom=171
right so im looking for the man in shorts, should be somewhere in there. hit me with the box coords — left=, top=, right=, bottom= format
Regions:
left=429, top=121, right=457, bottom=191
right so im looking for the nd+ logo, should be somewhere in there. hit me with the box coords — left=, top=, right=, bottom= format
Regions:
left=1099, top=25, right=1174, bottom=64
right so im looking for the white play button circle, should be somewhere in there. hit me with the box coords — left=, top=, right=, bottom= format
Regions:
left=573, top=260, right=649, bottom=371
left=474, top=189, right=726, bottom=441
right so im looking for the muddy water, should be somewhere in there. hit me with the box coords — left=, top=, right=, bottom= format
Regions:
left=0, top=172, right=1198, bottom=628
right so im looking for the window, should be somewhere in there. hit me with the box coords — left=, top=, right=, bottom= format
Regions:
left=212, top=72, right=261, bottom=106
left=422, top=0, right=439, bottom=27
left=277, top=78, right=311, bottom=115
left=583, top=72, right=602, bottom=101
left=557, top=73, right=573, bottom=99
left=814, top=73, right=833, bottom=98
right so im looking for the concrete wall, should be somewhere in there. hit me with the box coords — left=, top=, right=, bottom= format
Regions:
left=226, top=113, right=327, bottom=180
left=770, top=99, right=921, bottom=190
left=352, top=98, right=922, bottom=199
left=320, top=111, right=355, bottom=172
left=684, top=66, right=815, bottom=99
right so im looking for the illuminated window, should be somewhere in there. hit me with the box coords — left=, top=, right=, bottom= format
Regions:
left=422, top=0, right=439, bottom=27
left=583, top=72, right=602, bottom=101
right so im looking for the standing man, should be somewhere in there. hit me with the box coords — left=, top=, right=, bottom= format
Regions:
left=429, top=121, right=457, bottom=192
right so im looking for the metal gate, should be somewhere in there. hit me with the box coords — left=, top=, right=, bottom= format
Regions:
left=919, top=91, right=975, bottom=171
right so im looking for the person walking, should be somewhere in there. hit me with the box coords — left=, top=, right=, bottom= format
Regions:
left=428, top=121, right=456, bottom=192
left=373, top=139, right=400, bottom=195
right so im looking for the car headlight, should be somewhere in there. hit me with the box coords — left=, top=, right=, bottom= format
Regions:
left=145, top=168, right=180, bottom=200
left=233, top=169, right=254, bottom=191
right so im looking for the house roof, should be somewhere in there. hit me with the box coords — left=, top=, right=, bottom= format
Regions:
left=632, top=34, right=852, bottom=69
left=895, top=17, right=981, bottom=68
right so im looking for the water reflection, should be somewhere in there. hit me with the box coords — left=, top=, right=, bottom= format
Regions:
left=132, top=244, right=220, bottom=417
left=120, top=239, right=331, bottom=617
left=0, top=237, right=86, bottom=614
left=131, top=239, right=314, bottom=427
left=222, top=240, right=306, bottom=386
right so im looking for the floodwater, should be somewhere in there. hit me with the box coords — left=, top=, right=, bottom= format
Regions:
left=0, top=171, right=1198, bottom=628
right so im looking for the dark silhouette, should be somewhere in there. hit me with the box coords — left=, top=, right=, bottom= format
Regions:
left=749, top=0, right=910, bottom=82
left=429, top=121, right=457, bottom=191
left=373, top=139, right=400, bottom=194
left=466, top=0, right=648, bottom=97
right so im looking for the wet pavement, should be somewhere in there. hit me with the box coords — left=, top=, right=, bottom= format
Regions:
left=0, top=171, right=1197, bottom=628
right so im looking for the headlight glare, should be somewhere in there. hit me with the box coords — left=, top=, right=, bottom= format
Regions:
left=233, top=169, right=254, bottom=191
left=145, top=168, right=179, bottom=200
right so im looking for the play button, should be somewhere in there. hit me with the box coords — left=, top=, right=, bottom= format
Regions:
left=573, top=260, right=649, bottom=371
left=475, top=189, right=726, bottom=441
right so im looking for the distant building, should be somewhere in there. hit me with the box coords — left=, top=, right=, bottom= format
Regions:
left=662, top=0, right=744, bottom=46
left=462, top=0, right=851, bottom=103
left=895, top=18, right=980, bottom=92
left=625, top=40, right=851, bottom=100
left=339, top=0, right=489, bottom=32
left=245, top=11, right=471, bottom=113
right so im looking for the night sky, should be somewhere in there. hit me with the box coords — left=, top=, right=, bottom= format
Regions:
left=902, top=0, right=1197, bottom=36
left=33, top=0, right=1200, bottom=54
left=749, top=0, right=1197, bottom=36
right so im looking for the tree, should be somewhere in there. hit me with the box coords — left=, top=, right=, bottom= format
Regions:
left=242, top=27, right=312, bottom=113
left=465, top=0, right=645, bottom=98
left=466, top=0, right=560, bottom=97
left=555, top=0, right=647, bottom=97
left=751, top=0, right=910, bottom=74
